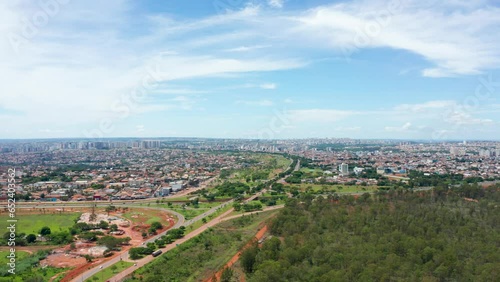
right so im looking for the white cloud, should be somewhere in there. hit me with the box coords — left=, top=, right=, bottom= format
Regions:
left=153, top=88, right=209, bottom=95
left=165, top=1, right=500, bottom=77
left=236, top=100, right=274, bottom=107
left=394, top=100, right=456, bottom=112
left=136, top=125, right=145, bottom=132
left=292, top=1, right=500, bottom=77
left=260, top=83, right=277, bottom=89
left=443, top=110, right=494, bottom=126
left=224, top=45, right=269, bottom=52
left=385, top=122, right=414, bottom=132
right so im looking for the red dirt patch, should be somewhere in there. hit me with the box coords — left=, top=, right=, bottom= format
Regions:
left=42, top=252, right=87, bottom=268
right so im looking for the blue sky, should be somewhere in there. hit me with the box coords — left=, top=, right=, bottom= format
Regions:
left=0, top=0, right=499, bottom=140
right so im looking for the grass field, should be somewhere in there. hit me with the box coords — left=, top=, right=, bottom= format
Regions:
left=121, top=208, right=172, bottom=225
left=0, top=250, right=29, bottom=265
left=299, top=167, right=325, bottom=177
left=0, top=213, right=81, bottom=235
left=85, top=261, right=133, bottom=282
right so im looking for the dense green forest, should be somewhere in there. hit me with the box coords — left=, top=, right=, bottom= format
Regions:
left=241, top=184, right=500, bottom=282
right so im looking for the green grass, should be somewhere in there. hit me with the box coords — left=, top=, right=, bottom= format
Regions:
left=121, top=209, right=170, bottom=226
left=276, top=156, right=292, bottom=170
left=184, top=204, right=233, bottom=236
left=0, top=250, right=67, bottom=281
left=170, top=208, right=205, bottom=220
left=85, top=261, right=134, bottom=282
left=0, top=251, right=29, bottom=265
left=0, top=213, right=81, bottom=235
left=130, top=202, right=229, bottom=221
left=122, top=212, right=161, bottom=225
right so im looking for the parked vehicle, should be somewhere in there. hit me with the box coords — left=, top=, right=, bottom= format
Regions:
left=151, top=250, right=163, bottom=257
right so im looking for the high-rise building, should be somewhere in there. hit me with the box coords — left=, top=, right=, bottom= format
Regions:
left=338, top=163, right=349, bottom=176
left=140, top=140, right=161, bottom=149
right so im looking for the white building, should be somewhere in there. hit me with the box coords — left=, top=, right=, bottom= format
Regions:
left=353, top=167, right=364, bottom=175
left=338, top=163, right=349, bottom=176
left=170, top=181, right=183, bottom=192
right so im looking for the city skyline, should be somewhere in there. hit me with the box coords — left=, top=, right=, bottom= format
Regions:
left=1, top=0, right=499, bottom=140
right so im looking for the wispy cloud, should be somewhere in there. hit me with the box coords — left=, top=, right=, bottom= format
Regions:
left=236, top=99, right=274, bottom=107
left=394, top=100, right=456, bottom=112
left=294, top=1, right=500, bottom=77
left=224, top=45, right=270, bottom=52
left=260, top=83, right=277, bottom=89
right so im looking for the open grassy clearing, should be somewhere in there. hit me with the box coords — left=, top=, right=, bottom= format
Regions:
left=0, top=213, right=81, bottom=235
left=121, top=208, right=173, bottom=225
left=0, top=250, right=30, bottom=265
left=85, top=261, right=134, bottom=282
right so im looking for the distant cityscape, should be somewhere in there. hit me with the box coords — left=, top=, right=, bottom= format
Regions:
left=1, top=138, right=498, bottom=203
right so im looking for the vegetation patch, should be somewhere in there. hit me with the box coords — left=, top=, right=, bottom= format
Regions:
left=0, top=250, right=67, bottom=282
left=86, top=261, right=133, bottom=282
left=127, top=211, right=278, bottom=281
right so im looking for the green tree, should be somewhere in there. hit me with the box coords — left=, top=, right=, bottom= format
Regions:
left=26, top=234, right=37, bottom=243
left=84, top=254, right=93, bottom=262
left=240, top=245, right=259, bottom=273
left=220, top=267, right=234, bottom=282
left=39, top=226, right=51, bottom=236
